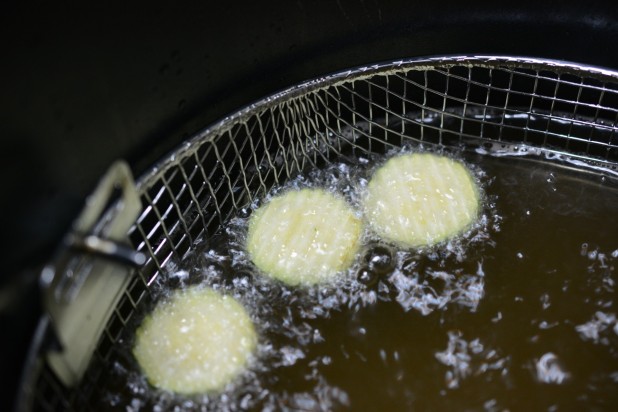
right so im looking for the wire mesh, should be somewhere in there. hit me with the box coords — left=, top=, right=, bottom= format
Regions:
left=26, top=56, right=618, bottom=411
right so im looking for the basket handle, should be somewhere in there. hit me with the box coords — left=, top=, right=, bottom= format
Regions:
left=41, top=160, right=143, bottom=387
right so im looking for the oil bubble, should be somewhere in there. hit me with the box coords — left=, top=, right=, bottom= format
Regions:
left=357, top=266, right=380, bottom=288
left=364, top=245, right=395, bottom=276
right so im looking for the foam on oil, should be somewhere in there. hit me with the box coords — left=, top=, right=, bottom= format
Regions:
left=99, top=144, right=617, bottom=411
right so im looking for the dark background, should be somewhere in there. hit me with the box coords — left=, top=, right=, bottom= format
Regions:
left=1, top=2, right=617, bottom=410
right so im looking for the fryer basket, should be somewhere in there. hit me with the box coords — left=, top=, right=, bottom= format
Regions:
left=22, top=56, right=618, bottom=411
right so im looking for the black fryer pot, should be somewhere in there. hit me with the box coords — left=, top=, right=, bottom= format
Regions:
left=2, top=2, right=618, bottom=410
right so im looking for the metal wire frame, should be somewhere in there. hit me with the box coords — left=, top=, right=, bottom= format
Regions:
left=26, top=56, right=618, bottom=411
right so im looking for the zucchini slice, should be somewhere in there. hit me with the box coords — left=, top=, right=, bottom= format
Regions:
left=247, top=188, right=362, bottom=285
left=363, top=153, right=480, bottom=248
left=133, top=287, right=257, bottom=394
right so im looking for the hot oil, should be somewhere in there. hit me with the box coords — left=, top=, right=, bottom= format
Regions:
left=99, top=148, right=618, bottom=411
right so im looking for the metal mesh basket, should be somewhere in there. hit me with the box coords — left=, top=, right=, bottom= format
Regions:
left=22, top=56, right=618, bottom=411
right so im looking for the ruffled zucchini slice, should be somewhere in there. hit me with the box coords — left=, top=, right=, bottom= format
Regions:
left=247, top=188, right=362, bottom=285
left=363, top=153, right=480, bottom=248
left=133, top=287, right=257, bottom=394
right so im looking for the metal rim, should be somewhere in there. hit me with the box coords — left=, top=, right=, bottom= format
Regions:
left=136, top=55, right=618, bottom=189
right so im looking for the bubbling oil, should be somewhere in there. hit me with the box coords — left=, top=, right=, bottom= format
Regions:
left=100, top=146, right=618, bottom=411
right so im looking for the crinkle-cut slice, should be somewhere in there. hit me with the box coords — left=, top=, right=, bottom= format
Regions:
left=363, top=153, right=480, bottom=248
left=133, top=287, right=257, bottom=394
left=247, top=188, right=362, bottom=285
